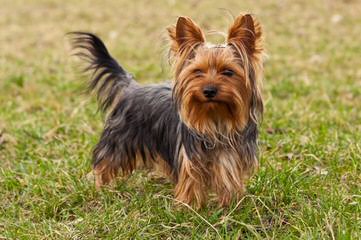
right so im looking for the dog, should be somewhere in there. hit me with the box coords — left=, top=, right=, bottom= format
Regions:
left=70, top=13, right=264, bottom=208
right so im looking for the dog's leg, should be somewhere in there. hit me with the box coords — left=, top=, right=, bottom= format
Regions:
left=174, top=156, right=206, bottom=208
left=93, top=159, right=119, bottom=189
left=211, top=152, right=246, bottom=207
left=213, top=174, right=245, bottom=207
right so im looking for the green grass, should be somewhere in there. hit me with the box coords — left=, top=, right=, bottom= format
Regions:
left=1, top=0, right=360, bottom=239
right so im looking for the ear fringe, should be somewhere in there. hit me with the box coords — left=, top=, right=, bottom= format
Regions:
left=167, top=25, right=178, bottom=54
left=251, top=15, right=264, bottom=64
left=248, top=15, right=264, bottom=124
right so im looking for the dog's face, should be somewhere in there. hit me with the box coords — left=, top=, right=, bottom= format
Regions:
left=168, top=14, right=264, bottom=138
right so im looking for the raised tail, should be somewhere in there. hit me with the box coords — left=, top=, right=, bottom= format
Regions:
left=69, top=32, right=133, bottom=112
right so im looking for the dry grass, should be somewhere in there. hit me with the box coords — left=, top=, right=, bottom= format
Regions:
left=1, top=0, right=360, bottom=239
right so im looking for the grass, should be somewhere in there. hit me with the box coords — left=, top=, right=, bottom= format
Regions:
left=0, top=0, right=360, bottom=239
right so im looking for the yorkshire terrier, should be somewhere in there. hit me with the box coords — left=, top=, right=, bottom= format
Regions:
left=70, top=13, right=264, bottom=208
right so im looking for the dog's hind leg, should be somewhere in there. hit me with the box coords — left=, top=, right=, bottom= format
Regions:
left=92, top=132, right=137, bottom=188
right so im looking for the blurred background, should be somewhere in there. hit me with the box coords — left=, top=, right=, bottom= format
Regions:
left=0, top=0, right=360, bottom=239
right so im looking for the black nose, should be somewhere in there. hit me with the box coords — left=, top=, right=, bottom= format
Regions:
left=203, top=86, right=218, bottom=99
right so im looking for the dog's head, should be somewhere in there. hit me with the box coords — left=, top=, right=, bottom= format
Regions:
left=168, top=14, right=264, bottom=139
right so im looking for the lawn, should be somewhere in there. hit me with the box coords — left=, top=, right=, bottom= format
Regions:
left=0, top=0, right=360, bottom=239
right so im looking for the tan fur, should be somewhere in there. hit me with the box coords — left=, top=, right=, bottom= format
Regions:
left=94, top=158, right=118, bottom=189
left=174, top=47, right=252, bottom=140
left=174, top=147, right=258, bottom=208
left=169, top=13, right=264, bottom=207
left=152, top=156, right=175, bottom=180
left=94, top=152, right=172, bottom=187
left=174, top=148, right=207, bottom=208
left=227, top=14, right=264, bottom=124
left=210, top=150, right=250, bottom=206
left=168, top=14, right=264, bottom=141
left=227, top=14, right=263, bottom=61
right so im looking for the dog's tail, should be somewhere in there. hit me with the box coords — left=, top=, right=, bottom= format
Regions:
left=69, top=32, right=134, bottom=112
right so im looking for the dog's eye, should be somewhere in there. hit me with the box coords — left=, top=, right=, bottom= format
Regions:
left=221, top=69, right=235, bottom=77
left=193, top=69, right=204, bottom=77
left=193, top=69, right=203, bottom=76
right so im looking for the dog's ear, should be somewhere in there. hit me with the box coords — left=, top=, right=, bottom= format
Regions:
left=227, top=14, right=263, bottom=60
left=167, top=16, right=205, bottom=54
left=228, top=14, right=264, bottom=122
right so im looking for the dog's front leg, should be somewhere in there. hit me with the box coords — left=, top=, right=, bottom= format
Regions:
left=174, top=157, right=207, bottom=209
left=211, top=153, right=247, bottom=207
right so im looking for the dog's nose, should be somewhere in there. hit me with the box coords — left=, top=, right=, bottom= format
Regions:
left=203, top=86, right=218, bottom=99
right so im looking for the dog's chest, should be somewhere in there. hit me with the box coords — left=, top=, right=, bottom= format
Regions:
left=201, top=142, right=240, bottom=165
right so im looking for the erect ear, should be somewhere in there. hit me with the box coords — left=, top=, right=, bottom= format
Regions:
left=227, top=14, right=263, bottom=59
left=167, top=16, right=205, bottom=53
